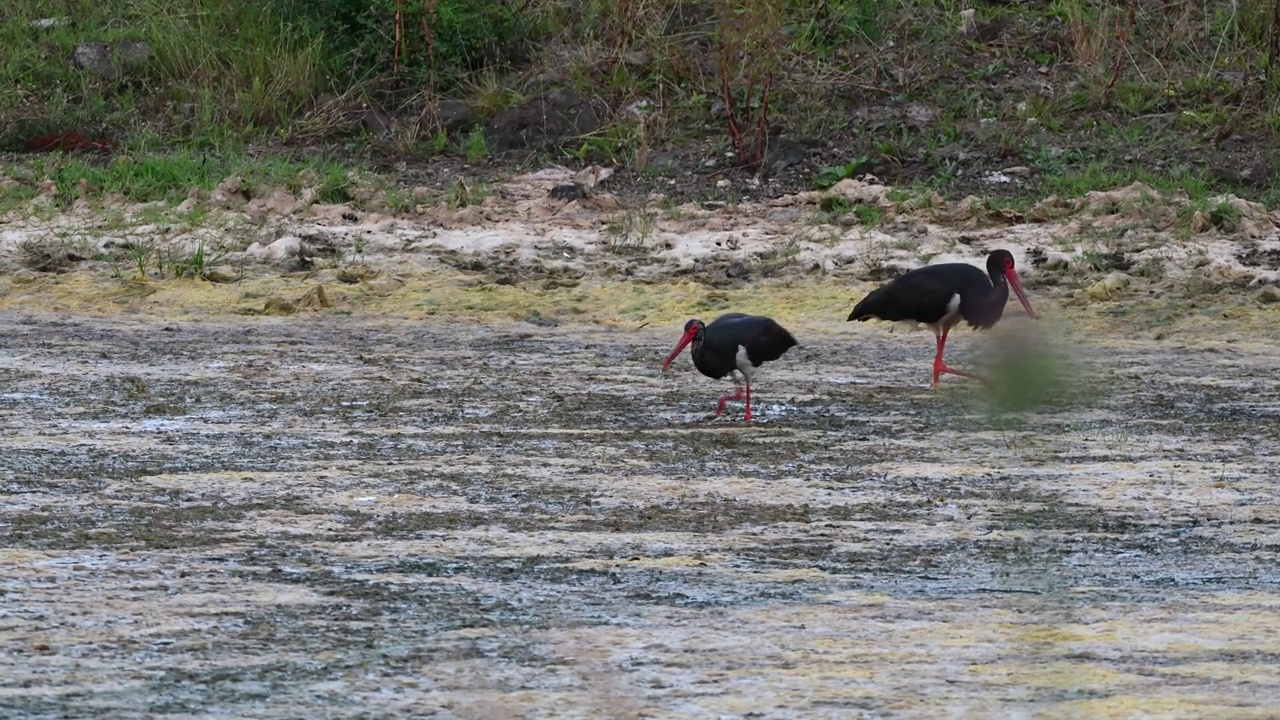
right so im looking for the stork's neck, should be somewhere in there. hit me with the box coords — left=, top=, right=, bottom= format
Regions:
left=963, top=272, right=1010, bottom=327
left=980, top=276, right=1010, bottom=315
left=690, top=334, right=705, bottom=357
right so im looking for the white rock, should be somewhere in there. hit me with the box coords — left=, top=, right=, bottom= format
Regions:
left=246, top=236, right=301, bottom=261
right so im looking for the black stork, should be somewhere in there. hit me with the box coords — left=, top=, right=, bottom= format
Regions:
left=847, top=249, right=1036, bottom=386
left=660, top=313, right=798, bottom=421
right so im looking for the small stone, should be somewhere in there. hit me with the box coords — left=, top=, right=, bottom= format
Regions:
left=361, top=108, right=395, bottom=136
left=209, top=175, right=249, bottom=208
left=245, top=236, right=302, bottom=261
left=244, top=188, right=299, bottom=217
left=1080, top=271, right=1132, bottom=301
left=1257, top=286, right=1280, bottom=303
left=71, top=40, right=150, bottom=80
left=298, top=285, right=332, bottom=309
left=176, top=187, right=205, bottom=213
left=1190, top=210, right=1211, bottom=233
left=435, top=99, right=474, bottom=133
left=545, top=183, right=581, bottom=199
left=262, top=297, right=297, bottom=316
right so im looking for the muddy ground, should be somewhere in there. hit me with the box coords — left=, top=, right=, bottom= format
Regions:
left=1, top=304, right=1279, bottom=718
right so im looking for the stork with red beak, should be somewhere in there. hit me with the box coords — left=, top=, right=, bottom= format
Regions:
left=660, top=313, right=798, bottom=421
left=847, top=249, right=1036, bottom=386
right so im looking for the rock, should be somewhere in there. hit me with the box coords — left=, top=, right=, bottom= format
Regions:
left=209, top=176, right=249, bottom=208
left=1258, top=286, right=1280, bottom=303
left=245, top=187, right=299, bottom=217
left=245, top=236, right=302, bottom=261
left=295, top=186, right=318, bottom=210
left=646, top=151, right=679, bottom=172
left=71, top=40, right=150, bottom=80
left=336, top=265, right=377, bottom=284
left=765, top=138, right=808, bottom=176
left=623, top=98, right=653, bottom=117
left=435, top=99, right=475, bottom=133
left=574, top=164, right=613, bottom=190
left=485, top=88, right=604, bottom=153
left=262, top=297, right=297, bottom=316
left=116, top=40, right=150, bottom=66
left=362, top=277, right=406, bottom=296
left=1212, top=161, right=1275, bottom=189
left=176, top=187, right=206, bottom=213
left=583, top=192, right=622, bottom=211
left=549, top=184, right=584, bottom=201
left=296, top=168, right=319, bottom=187
left=1190, top=210, right=1211, bottom=233
left=72, top=42, right=114, bottom=77
left=361, top=107, right=395, bottom=136
left=298, top=285, right=333, bottom=309
left=904, top=104, right=937, bottom=128
left=1080, top=271, right=1132, bottom=301
left=829, top=178, right=891, bottom=204
left=31, top=17, right=68, bottom=29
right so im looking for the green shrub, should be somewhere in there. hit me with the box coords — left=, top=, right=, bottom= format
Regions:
left=272, top=0, right=541, bottom=91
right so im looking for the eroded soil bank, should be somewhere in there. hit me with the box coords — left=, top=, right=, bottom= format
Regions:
left=1, top=308, right=1278, bottom=718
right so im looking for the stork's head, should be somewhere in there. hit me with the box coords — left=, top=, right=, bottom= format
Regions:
left=987, top=250, right=1035, bottom=319
left=661, top=319, right=705, bottom=372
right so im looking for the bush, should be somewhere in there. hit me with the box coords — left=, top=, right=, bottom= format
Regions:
left=273, top=0, right=540, bottom=91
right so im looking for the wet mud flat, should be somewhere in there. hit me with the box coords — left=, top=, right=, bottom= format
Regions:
left=1, top=313, right=1279, bottom=719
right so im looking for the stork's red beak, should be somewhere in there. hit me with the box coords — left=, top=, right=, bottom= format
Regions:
left=661, top=328, right=696, bottom=372
left=1006, top=268, right=1036, bottom=319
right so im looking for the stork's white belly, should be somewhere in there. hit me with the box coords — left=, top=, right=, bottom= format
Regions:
left=735, top=345, right=755, bottom=383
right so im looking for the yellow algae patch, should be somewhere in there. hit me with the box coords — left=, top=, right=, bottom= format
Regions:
left=1049, top=696, right=1279, bottom=720
left=1, top=263, right=1278, bottom=347
left=964, top=662, right=1147, bottom=688
left=1159, top=662, right=1280, bottom=684
left=0, top=549, right=58, bottom=565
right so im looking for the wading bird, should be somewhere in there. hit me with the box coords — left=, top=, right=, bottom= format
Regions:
left=660, top=313, right=798, bottom=421
left=847, top=249, right=1035, bottom=386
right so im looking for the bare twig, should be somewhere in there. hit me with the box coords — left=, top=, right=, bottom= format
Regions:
left=1106, top=0, right=1138, bottom=93
left=394, top=0, right=404, bottom=74
left=1270, top=0, right=1280, bottom=91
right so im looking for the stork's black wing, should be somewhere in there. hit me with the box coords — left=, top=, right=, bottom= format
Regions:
left=713, top=315, right=797, bottom=366
left=847, top=263, right=987, bottom=325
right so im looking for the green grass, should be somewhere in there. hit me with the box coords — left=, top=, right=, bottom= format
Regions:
left=0, top=151, right=355, bottom=208
left=0, top=0, right=322, bottom=146
left=2, top=0, right=1280, bottom=210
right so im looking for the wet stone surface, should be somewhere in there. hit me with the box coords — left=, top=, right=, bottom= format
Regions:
left=1, top=314, right=1279, bottom=718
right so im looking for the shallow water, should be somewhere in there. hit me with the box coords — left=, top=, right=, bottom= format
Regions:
left=1, top=313, right=1278, bottom=719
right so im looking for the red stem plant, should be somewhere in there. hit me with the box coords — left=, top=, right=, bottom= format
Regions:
left=714, top=0, right=785, bottom=172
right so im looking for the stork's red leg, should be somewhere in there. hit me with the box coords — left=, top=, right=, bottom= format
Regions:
left=715, top=387, right=744, bottom=416
left=932, top=327, right=990, bottom=387
left=744, top=382, right=753, bottom=422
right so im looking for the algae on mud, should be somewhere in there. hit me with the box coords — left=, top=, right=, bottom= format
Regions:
left=1, top=308, right=1279, bottom=718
